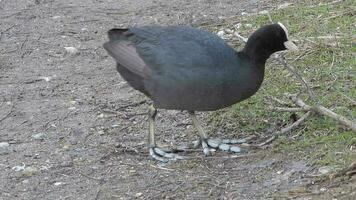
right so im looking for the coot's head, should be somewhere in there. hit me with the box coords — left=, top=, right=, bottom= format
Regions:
left=243, top=22, right=298, bottom=61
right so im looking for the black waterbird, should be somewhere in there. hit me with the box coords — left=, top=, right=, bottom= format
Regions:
left=103, top=23, right=298, bottom=161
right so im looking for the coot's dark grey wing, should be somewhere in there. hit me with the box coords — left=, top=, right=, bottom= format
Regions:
left=103, top=29, right=149, bottom=78
left=130, top=26, right=238, bottom=72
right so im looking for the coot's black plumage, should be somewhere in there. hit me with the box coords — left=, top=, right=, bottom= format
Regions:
left=104, top=23, right=297, bottom=161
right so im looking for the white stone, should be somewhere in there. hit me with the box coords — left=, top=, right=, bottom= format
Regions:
left=0, top=142, right=10, bottom=148
left=64, top=47, right=78, bottom=55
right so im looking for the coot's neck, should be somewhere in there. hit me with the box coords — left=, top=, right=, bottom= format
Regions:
left=241, top=36, right=274, bottom=63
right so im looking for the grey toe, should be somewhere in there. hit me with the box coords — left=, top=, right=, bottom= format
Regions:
left=218, top=143, right=230, bottom=151
left=149, top=147, right=185, bottom=162
left=207, top=138, right=221, bottom=148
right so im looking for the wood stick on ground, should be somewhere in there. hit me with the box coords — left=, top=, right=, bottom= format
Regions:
left=279, top=111, right=312, bottom=134
left=269, top=106, right=307, bottom=112
left=329, top=160, right=356, bottom=179
left=290, top=94, right=356, bottom=132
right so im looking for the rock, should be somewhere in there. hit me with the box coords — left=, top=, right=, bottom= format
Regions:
left=278, top=3, right=292, bottom=10
left=134, top=192, right=143, bottom=198
left=32, top=133, right=45, bottom=140
left=245, top=24, right=253, bottom=28
left=259, top=10, right=269, bottom=15
left=54, top=182, right=65, bottom=186
left=22, top=179, right=29, bottom=184
left=318, top=166, right=333, bottom=175
left=0, top=142, right=10, bottom=148
left=23, top=166, right=39, bottom=176
left=217, top=30, right=226, bottom=39
left=12, top=164, right=26, bottom=171
left=64, top=47, right=79, bottom=56
left=39, top=76, right=51, bottom=82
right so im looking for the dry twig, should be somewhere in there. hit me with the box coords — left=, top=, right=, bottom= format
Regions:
left=329, top=161, right=356, bottom=179
left=290, top=94, right=356, bottom=132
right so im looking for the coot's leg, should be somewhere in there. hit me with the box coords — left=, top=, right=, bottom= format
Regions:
left=189, top=111, right=243, bottom=156
left=148, top=105, right=184, bottom=162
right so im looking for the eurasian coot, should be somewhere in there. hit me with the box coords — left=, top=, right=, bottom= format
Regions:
left=103, top=23, right=297, bottom=161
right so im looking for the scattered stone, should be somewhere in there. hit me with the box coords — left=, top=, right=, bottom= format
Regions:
left=54, top=182, right=64, bottom=186
left=32, top=133, right=45, bottom=140
left=259, top=10, right=269, bottom=15
left=39, top=76, right=51, bottom=82
left=245, top=24, right=253, bottom=28
left=217, top=30, right=226, bottom=39
left=64, top=47, right=79, bottom=56
left=0, top=142, right=10, bottom=148
left=234, top=23, right=242, bottom=29
left=98, top=113, right=105, bottom=118
left=111, top=124, right=119, bottom=128
left=23, top=166, right=39, bottom=176
left=134, top=192, right=143, bottom=198
left=22, top=179, right=29, bottom=184
left=98, top=130, right=105, bottom=135
left=12, top=164, right=26, bottom=171
left=319, top=166, right=333, bottom=175
left=278, top=2, right=292, bottom=9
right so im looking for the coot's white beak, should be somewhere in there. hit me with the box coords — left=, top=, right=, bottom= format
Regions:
left=277, top=22, right=298, bottom=51
left=284, top=40, right=298, bottom=51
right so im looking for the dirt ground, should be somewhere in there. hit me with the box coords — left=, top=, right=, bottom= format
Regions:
left=1, top=0, right=355, bottom=199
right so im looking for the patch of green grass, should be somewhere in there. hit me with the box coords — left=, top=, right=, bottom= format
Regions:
left=202, top=0, right=356, bottom=168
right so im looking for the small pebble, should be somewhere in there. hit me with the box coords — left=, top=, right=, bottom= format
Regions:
left=217, top=30, right=226, bottom=39
left=259, top=10, right=269, bottom=15
left=0, top=142, right=10, bottom=148
left=318, top=166, right=333, bottom=175
left=22, top=179, right=29, bottom=184
left=32, top=133, right=45, bottom=140
left=245, top=24, right=253, bottom=28
left=64, top=47, right=78, bottom=56
left=23, top=166, right=39, bottom=176
left=13, top=164, right=26, bottom=171
left=134, top=192, right=143, bottom=198
left=54, top=182, right=64, bottom=186
left=39, top=76, right=51, bottom=82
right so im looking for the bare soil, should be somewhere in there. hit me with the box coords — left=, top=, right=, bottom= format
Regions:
left=1, top=0, right=355, bottom=199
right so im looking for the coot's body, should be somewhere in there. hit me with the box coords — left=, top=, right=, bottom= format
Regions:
left=104, top=26, right=267, bottom=111
left=103, top=23, right=297, bottom=161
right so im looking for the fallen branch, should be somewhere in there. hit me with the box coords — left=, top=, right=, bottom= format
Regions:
left=269, top=106, right=307, bottom=112
left=329, top=161, right=356, bottom=179
left=290, top=94, right=356, bottom=132
left=280, top=111, right=312, bottom=134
